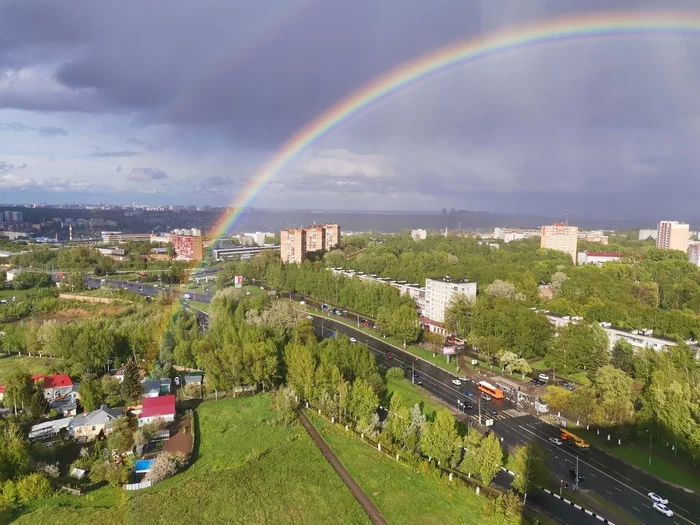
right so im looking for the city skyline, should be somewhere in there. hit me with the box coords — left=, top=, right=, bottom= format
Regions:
left=2, top=1, right=700, bottom=218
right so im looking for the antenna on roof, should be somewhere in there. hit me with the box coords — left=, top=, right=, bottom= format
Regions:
left=565, top=211, right=570, bottom=226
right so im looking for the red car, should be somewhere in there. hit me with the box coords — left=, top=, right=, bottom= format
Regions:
left=385, top=352, right=393, bottom=359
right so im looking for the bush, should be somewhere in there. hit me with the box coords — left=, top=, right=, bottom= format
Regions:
left=386, top=367, right=405, bottom=381
left=36, top=462, right=60, bottom=478
left=145, top=452, right=187, bottom=483
left=0, top=480, right=18, bottom=510
left=271, top=387, right=298, bottom=426
left=16, top=473, right=53, bottom=503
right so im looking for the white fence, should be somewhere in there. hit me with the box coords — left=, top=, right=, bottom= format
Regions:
left=123, top=480, right=152, bottom=491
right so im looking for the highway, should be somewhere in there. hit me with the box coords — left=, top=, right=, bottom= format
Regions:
left=92, top=277, right=699, bottom=525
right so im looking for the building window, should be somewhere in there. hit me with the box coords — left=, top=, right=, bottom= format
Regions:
left=91, top=426, right=96, bottom=431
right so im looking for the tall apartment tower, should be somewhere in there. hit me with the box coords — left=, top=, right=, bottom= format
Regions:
left=323, top=224, right=341, bottom=250
left=304, top=225, right=325, bottom=252
left=280, top=228, right=306, bottom=263
left=540, top=223, right=578, bottom=263
left=656, top=221, right=689, bottom=252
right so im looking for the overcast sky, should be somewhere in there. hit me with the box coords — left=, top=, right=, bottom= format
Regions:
left=2, top=0, right=700, bottom=220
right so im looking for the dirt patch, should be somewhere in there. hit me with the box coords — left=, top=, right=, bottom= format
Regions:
left=33, top=305, right=127, bottom=323
left=164, top=413, right=193, bottom=456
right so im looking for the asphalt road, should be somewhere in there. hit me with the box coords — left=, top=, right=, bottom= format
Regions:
left=312, top=313, right=699, bottom=525
left=95, top=278, right=698, bottom=525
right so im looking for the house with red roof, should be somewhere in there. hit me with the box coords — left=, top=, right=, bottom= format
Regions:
left=138, top=394, right=176, bottom=426
left=43, top=373, right=74, bottom=401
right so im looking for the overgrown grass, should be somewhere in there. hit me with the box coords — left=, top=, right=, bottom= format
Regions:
left=574, top=427, right=700, bottom=491
left=125, top=394, right=369, bottom=524
left=0, top=288, right=33, bottom=300
left=12, top=395, right=370, bottom=525
left=385, top=376, right=444, bottom=418
left=306, top=411, right=513, bottom=525
left=0, top=355, right=58, bottom=384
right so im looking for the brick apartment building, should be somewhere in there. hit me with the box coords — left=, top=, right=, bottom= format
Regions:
left=172, top=234, right=203, bottom=261
left=280, top=224, right=341, bottom=263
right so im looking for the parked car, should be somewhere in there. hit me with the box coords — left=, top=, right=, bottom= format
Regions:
left=538, top=373, right=550, bottom=381
left=349, top=337, right=357, bottom=343
left=464, top=391, right=474, bottom=398
left=652, top=503, right=674, bottom=517
left=385, top=352, right=393, bottom=359
left=451, top=379, right=462, bottom=386
left=458, top=376, right=468, bottom=382
left=481, top=393, right=492, bottom=401
left=648, top=493, right=668, bottom=505
left=549, top=437, right=563, bottom=446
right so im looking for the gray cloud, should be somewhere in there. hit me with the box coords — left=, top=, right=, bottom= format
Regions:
left=0, top=121, right=68, bottom=137
left=127, top=167, right=168, bottom=181
left=0, top=160, right=27, bottom=174
left=38, top=126, right=69, bottom=137
left=91, top=150, right=138, bottom=158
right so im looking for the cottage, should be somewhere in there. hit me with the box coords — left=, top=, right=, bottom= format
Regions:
left=159, top=378, right=172, bottom=394
left=68, top=405, right=121, bottom=441
left=141, top=379, right=161, bottom=398
left=138, top=395, right=175, bottom=426
left=50, top=395, right=78, bottom=416
left=43, top=373, right=74, bottom=401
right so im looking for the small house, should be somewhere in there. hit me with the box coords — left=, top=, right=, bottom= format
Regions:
left=68, top=405, right=122, bottom=441
left=43, top=373, right=74, bottom=401
left=138, top=395, right=175, bottom=426
left=141, top=379, right=160, bottom=398
left=184, top=371, right=204, bottom=386
left=159, top=378, right=172, bottom=394
left=29, top=417, right=74, bottom=440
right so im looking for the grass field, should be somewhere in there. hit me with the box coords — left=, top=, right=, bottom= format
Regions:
left=12, top=394, right=370, bottom=525
left=186, top=300, right=211, bottom=313
left=0, top=355, right=58, bottom=384
left=0, top=288, right=34, bottom=301
left=385, top=376, right=445, bottom=418
left=306, top=411, right=512, bottom=525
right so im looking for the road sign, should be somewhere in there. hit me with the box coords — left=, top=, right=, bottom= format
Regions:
left=234, top=275, right=243, bottom=288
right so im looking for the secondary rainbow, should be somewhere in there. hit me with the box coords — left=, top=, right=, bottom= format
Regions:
left=208, top=9, right=700, bottom=241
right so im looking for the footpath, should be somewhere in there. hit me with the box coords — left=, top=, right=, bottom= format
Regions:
left=296, top=408, right=388, bottom=525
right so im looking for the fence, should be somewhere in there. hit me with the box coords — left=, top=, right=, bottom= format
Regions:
left=124, top=480, right=152, bottom=491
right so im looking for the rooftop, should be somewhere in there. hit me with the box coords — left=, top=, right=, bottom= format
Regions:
left=140, top=395, right=176, bottom=419
left=44, top=373, right=73, bottom=390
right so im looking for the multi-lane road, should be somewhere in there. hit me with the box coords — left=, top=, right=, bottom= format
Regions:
left=93, top=277, right=698, bottom=525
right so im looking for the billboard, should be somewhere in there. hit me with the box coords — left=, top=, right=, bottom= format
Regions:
left=234, top=275, right=243, bottom=288
left=442, top=346, right=456, bottom=356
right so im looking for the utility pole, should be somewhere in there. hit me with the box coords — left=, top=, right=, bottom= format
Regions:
left=478, top=394, right=482, bottom=425
left=649, top=431, right=653, bottom=466
left=412, top=359, right=415, bottom=384
left=575, top=454, right=579, bottom=491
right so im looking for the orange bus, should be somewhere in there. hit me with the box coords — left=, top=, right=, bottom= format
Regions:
left=477, top=381, right=504, bottom=399
left=560, top=429, right=590, bottom=448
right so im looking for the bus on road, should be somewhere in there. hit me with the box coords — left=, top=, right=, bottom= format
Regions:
left=477, top=381, right=504, bottom=399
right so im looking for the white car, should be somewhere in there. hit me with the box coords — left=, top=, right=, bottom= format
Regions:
left=458, top=376, right=468, bottom=382
left=538, top=373, right=549, bottom=381
left=548, top=437, right=563, bottom=446
left=451, top=379, right=462, bottom=386
left=652, top=502, right=673, bottom=517
left=349, top=337, right=357, bottom=343
left=648, top=492, right=668, bottom=505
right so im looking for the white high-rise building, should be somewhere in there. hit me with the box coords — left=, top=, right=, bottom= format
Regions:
left=540, top=223, right=578, bottom=263
left=424, top=277, right=477, bottom=323
left=689, top=244, right=700, bottom=267
left=656, top=221, right=689, bottom=252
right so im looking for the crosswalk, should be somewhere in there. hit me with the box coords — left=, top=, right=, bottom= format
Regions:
left=497, top=409, right=529, bottom=419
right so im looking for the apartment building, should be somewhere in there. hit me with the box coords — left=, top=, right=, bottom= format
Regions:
left=280, top=228, right=306, bottom=263
left=639, top=228, right=658, bottom=241
left=280, top=224, right=340, bottom=263
left=689, top=244, right=700, bottom=267
left=656, top=221, right=689, bottom=252
left=577, top=252, right=621, bottom=266
left=540, top=223, right=578, bottom=263
left=171, top=234, right=203, bottom=261
left=424, top=277, right=477, bottom=323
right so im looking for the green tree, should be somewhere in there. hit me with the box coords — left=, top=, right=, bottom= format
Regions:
left=611, top=339, right=635, bottom=376
left=120, top=358, right=141, bottom=402
left=461, top=430, right=482, bottom=476
left=509, top=441, right=548, bottom=503
left=27, top=388, right=49, bottom=419
left=420, top=409, right=459, bottom=466
left=3, top=372, right=32, bottom=415
left=478, top=433, right=504, bottom=486
left=0, top=422, right=29, bottom=482
left=383, top=394, right=411, bottom=447
left=79, top=374, right=105, bottom=412
left=15, top=473, right=53, bottom=503
left=106, top=417, right=134, bottom=453
left=284, top=342, right=316, bottom=401
left=390, top=304, right=421, bottom=345
left=349, top=378, right=378, bottom=430
left=591, top=365, right=637, bottom=426
left=271, top=387, right=299, bottom=426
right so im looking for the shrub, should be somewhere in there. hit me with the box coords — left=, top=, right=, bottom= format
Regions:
left=0, top=480, right=18, bottom=510
left=36, top=462, right=60, bottom=478
left=271, top=387, right=298, bottom=426
left=145, top=452, right=187, bottom=483
left=386, top=367, right=405, bottom=381
left=16, top=473, right=53, bottom=503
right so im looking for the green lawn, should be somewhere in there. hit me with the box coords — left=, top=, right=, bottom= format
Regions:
left=0, top=288, right=34, bottom=300
left=306, top=411, right=513, bottom=525
left=186, top=300, right=211, bottom=313
left=244, top=285, right=267, bottom=296
left=385, top=376, right=445, bottom=418
left=574, top=426, right=700, bottom=492
left=0, top=355, right=58, bottom=384
left=13, top=394, right=370, bottom=525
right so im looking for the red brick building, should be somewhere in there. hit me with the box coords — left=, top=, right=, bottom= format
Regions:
left=172, top=235, right=203, bottom=261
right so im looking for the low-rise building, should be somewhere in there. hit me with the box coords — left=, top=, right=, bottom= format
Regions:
left=424, top=277, right=477, bottom=323
left=29, top=417, right=74, bottom=441
left=138, top=395, right=176, bottom=426
left=43, top=373, right=74, bottom=401
left=577, top=252, right=621, bottom=266
left=68, top=405, right=122, bottom=441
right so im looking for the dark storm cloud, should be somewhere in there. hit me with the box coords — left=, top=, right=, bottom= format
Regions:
left=91, top=150, right=138, bottom=158
left=127, top=167, right=168, bottom=182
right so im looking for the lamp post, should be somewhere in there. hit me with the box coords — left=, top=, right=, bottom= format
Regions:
left=647, top=429, right=653, bottom=466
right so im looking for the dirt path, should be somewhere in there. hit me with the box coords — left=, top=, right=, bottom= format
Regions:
left=296, top=409, right=388, bottom=525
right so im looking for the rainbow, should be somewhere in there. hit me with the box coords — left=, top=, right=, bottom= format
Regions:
left=207, top=10, right=700, bottom=241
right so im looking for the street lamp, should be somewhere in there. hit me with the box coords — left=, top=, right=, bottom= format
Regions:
left=646, top=429, right=653, bottom=466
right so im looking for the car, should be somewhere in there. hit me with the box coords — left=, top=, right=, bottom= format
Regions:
left=465, top=402, right=474, bottom=409
left=349, top=337, right=357, bottom=343
left=385, top=352, right=393, bottom=359
left=652, top=503, right=674, bottom=517
left=183, top=293, right=191, bottom=300
left=548, top=437, right=563, bottom=446
left=648, top=492, right=668, bottom=505
left=416, top=379, right=423, bottom=385
left=458, top=376, right=468, bottom=382
left=464, top=391, right=474, bottom=398
left=568, top=469, right=584, bottom=481
left=451, top=379, right=462, bottom=386
left=563, top=383, right=575, bottom=391
left=538, top=373, right=549, bottom=381
left=481, top=393, right=492, bottom=401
